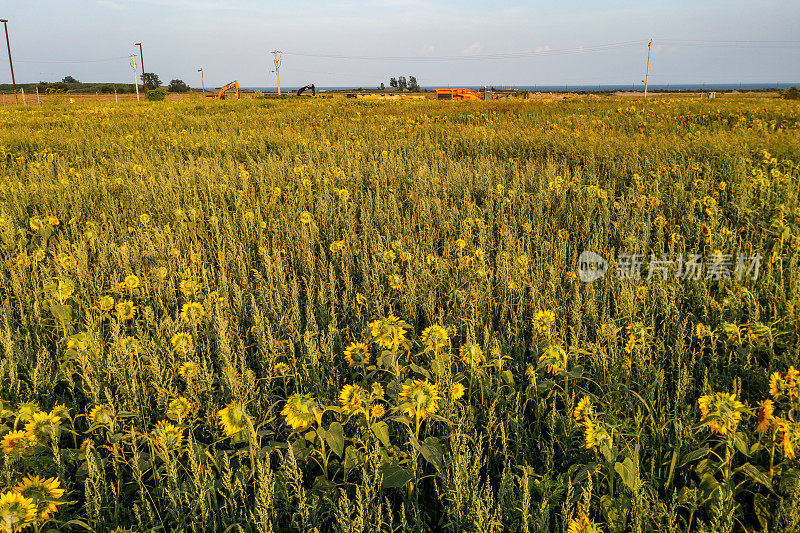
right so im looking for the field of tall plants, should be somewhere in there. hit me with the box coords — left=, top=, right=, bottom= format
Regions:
left=0, top=95, right=799, bottom=532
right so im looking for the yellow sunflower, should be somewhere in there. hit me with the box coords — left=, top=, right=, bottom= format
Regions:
left=120, top=336, right=141, bottom=356
left=124, top=274, right=140, bottom=291
left=369, top=315, right=410, bottom=351
left=171, top=332, right=193, bottom=355
left=116, top=300, right=137, bottom=321
left=698, top=392, right=745, bottom=435
left=757, top=399, right=774, bottom=432
left=217, top=402, right=249, bottom=436
left=538, top=344, right=568, bottom=374
left=567, top=510, right=602, bottom=533
left=0, top=491, right=36, bottom=531
left=152, top=421, right=184, bottom=450
left=1, top=430, right=33, bottom=456
left=281, top=394, right=320, bottom=431
left=89, top=404, right=115, bottom=427
left=14, top=476, right=64, bottom=521
left=25, top=411, right=61, bottom=441
left=344, top=342, right=370, bottom=368
left=98, top=295, right=115, bottom=312
left=399, top=380, right=441, bottom=420
left=181, top=302, right=205, bottom=327
left=778, top=420, right=800, bottom=459
left=450, top=382, right=466, bottom=400
left=339, top=385, right=368, bottom=415
left=178, top=361, right=199, bottom=380
left=459, top=343, right=484, bottom=366
left=532, top=310, right=556, bottom=333
left=574, top=397, right=592, bottom=422
left=371, top=404, right=386, bottom=418
left=167, top=397, right=191, bottom=423
left=274, top=362, right=290, bottom=376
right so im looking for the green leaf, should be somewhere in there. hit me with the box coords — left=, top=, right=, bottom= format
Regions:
left=614, top=457, right=640, bottom=492
left=343, top=445, right=363, bottom=473
left=380, top=461, right=413, bottom=488
left=736, top=463, right=772, bottom=490
left=371, top=421, right=391, bottom=448
left=753, top=493, right=771, bottom=530
left=322, top=422, right=344, bottom=458
left=780, top=468, right=800, bottom=494
left=679, top=446, right=709, bottom=468
left=501, top=370, right=514, bottom=385
left=411, top=436, right=444, bottom=472
left=50, top=302, right=73, bottom=325
left=734, top=431, right=751, bottom=457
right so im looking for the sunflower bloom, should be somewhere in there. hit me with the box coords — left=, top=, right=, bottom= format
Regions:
left=89, top=404, right=115, bottom=427
left=181, top=302, right=206, bottom=327
left=171, top=332, right=193, bottom=355
left=698, top=392, right=745, bottom=435
left=116, top=300, right=137, bottom=321
left=167, top=397, right=191, bottom=423
left=757, top=399, right=774, bottom=432
left=218, top=402, right=249, bottom=436
left=574, top=397, right=592, bottom=422
left=399, top=380, right=441, bottom=421
left=532, top=310, right=556, bottom=333
left=14, top=476, right=64, bottom=521
left=369, top=315, right=410, bottom=351
left=344, top=342, right=370, bottom=368
left=450, top=382, right=466, bottom=400
left=153, top=421, right=184, bottom=450
left=539, top=344, right=568, bottom=374
left=0, top=491, right=36, bottom=531
left=25, top=411, right=61, bottom=442
left=459, top=343, right=484, bottom=366
left=1, top=430, right=33, bottom=456
left=567, top=510, right=602, bottom=533
left=281, top=394, right=320, bottom=431
left=421, top=325, right=449, bottom=351
left=339, top=385, right=368, bottom=415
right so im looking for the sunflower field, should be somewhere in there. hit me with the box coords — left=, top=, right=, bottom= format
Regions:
left=0, top=95, right=799, bottom=532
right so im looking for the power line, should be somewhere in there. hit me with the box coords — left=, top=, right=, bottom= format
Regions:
left=281, top=41, right=648, bottom=61
left=16, top=56, right=130, bottom=64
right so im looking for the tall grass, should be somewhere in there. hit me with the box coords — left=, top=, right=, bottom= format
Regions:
left=0, top=96, right=799, bottom=532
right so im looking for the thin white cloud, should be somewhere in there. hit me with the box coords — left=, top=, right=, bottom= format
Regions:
left=97, top=0, right=124, bottom=9
left=535, top=45, right=551, bottom=53
left=462, top=42, right=484, bottom=56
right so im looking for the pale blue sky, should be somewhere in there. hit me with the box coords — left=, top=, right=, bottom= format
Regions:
left=1, top=0, right=798, bottom=87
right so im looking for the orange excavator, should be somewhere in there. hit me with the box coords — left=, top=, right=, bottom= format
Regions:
left=433, top=88, right=484, bottom=100
left=207, top=80, right=240, bottom=100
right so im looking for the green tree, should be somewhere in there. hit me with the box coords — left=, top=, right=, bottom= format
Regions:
left=168, top=79, right=190, bottom=93
left=389, top=77, right=397, bottom=88
left=397, top=76, right=407, bottom=91
left=62, top=76, right=79, bottom=84
left=784, top=86, right=800, bottom=100
left=142, top=73, right=161, bottom=90
left=408, top=76, right=420, bottom=92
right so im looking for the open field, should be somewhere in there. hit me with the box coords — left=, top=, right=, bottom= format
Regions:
left=0, top=96, right=799, bottom=532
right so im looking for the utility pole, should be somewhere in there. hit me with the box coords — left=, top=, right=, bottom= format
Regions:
left=135, top=42, right=145, bottom=89
left=644, top=39, right=652, bottom=100
left=272, top=50, right=281, bottom=95
left=130, top=54, right=140, bottom=102
left=0, top=19, right=17, bottom=104
left=197, top=68, right=205, bottom=97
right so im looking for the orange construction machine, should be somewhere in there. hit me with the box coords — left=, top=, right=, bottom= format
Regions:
left=207, top=80, right=240, bottom=100
left=434, top=88, right=484, bottom=101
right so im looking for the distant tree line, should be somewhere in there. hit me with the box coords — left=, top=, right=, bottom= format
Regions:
left=32, top=74, right=192, bottom=95
left=389, top=76, right=421, bottom=92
